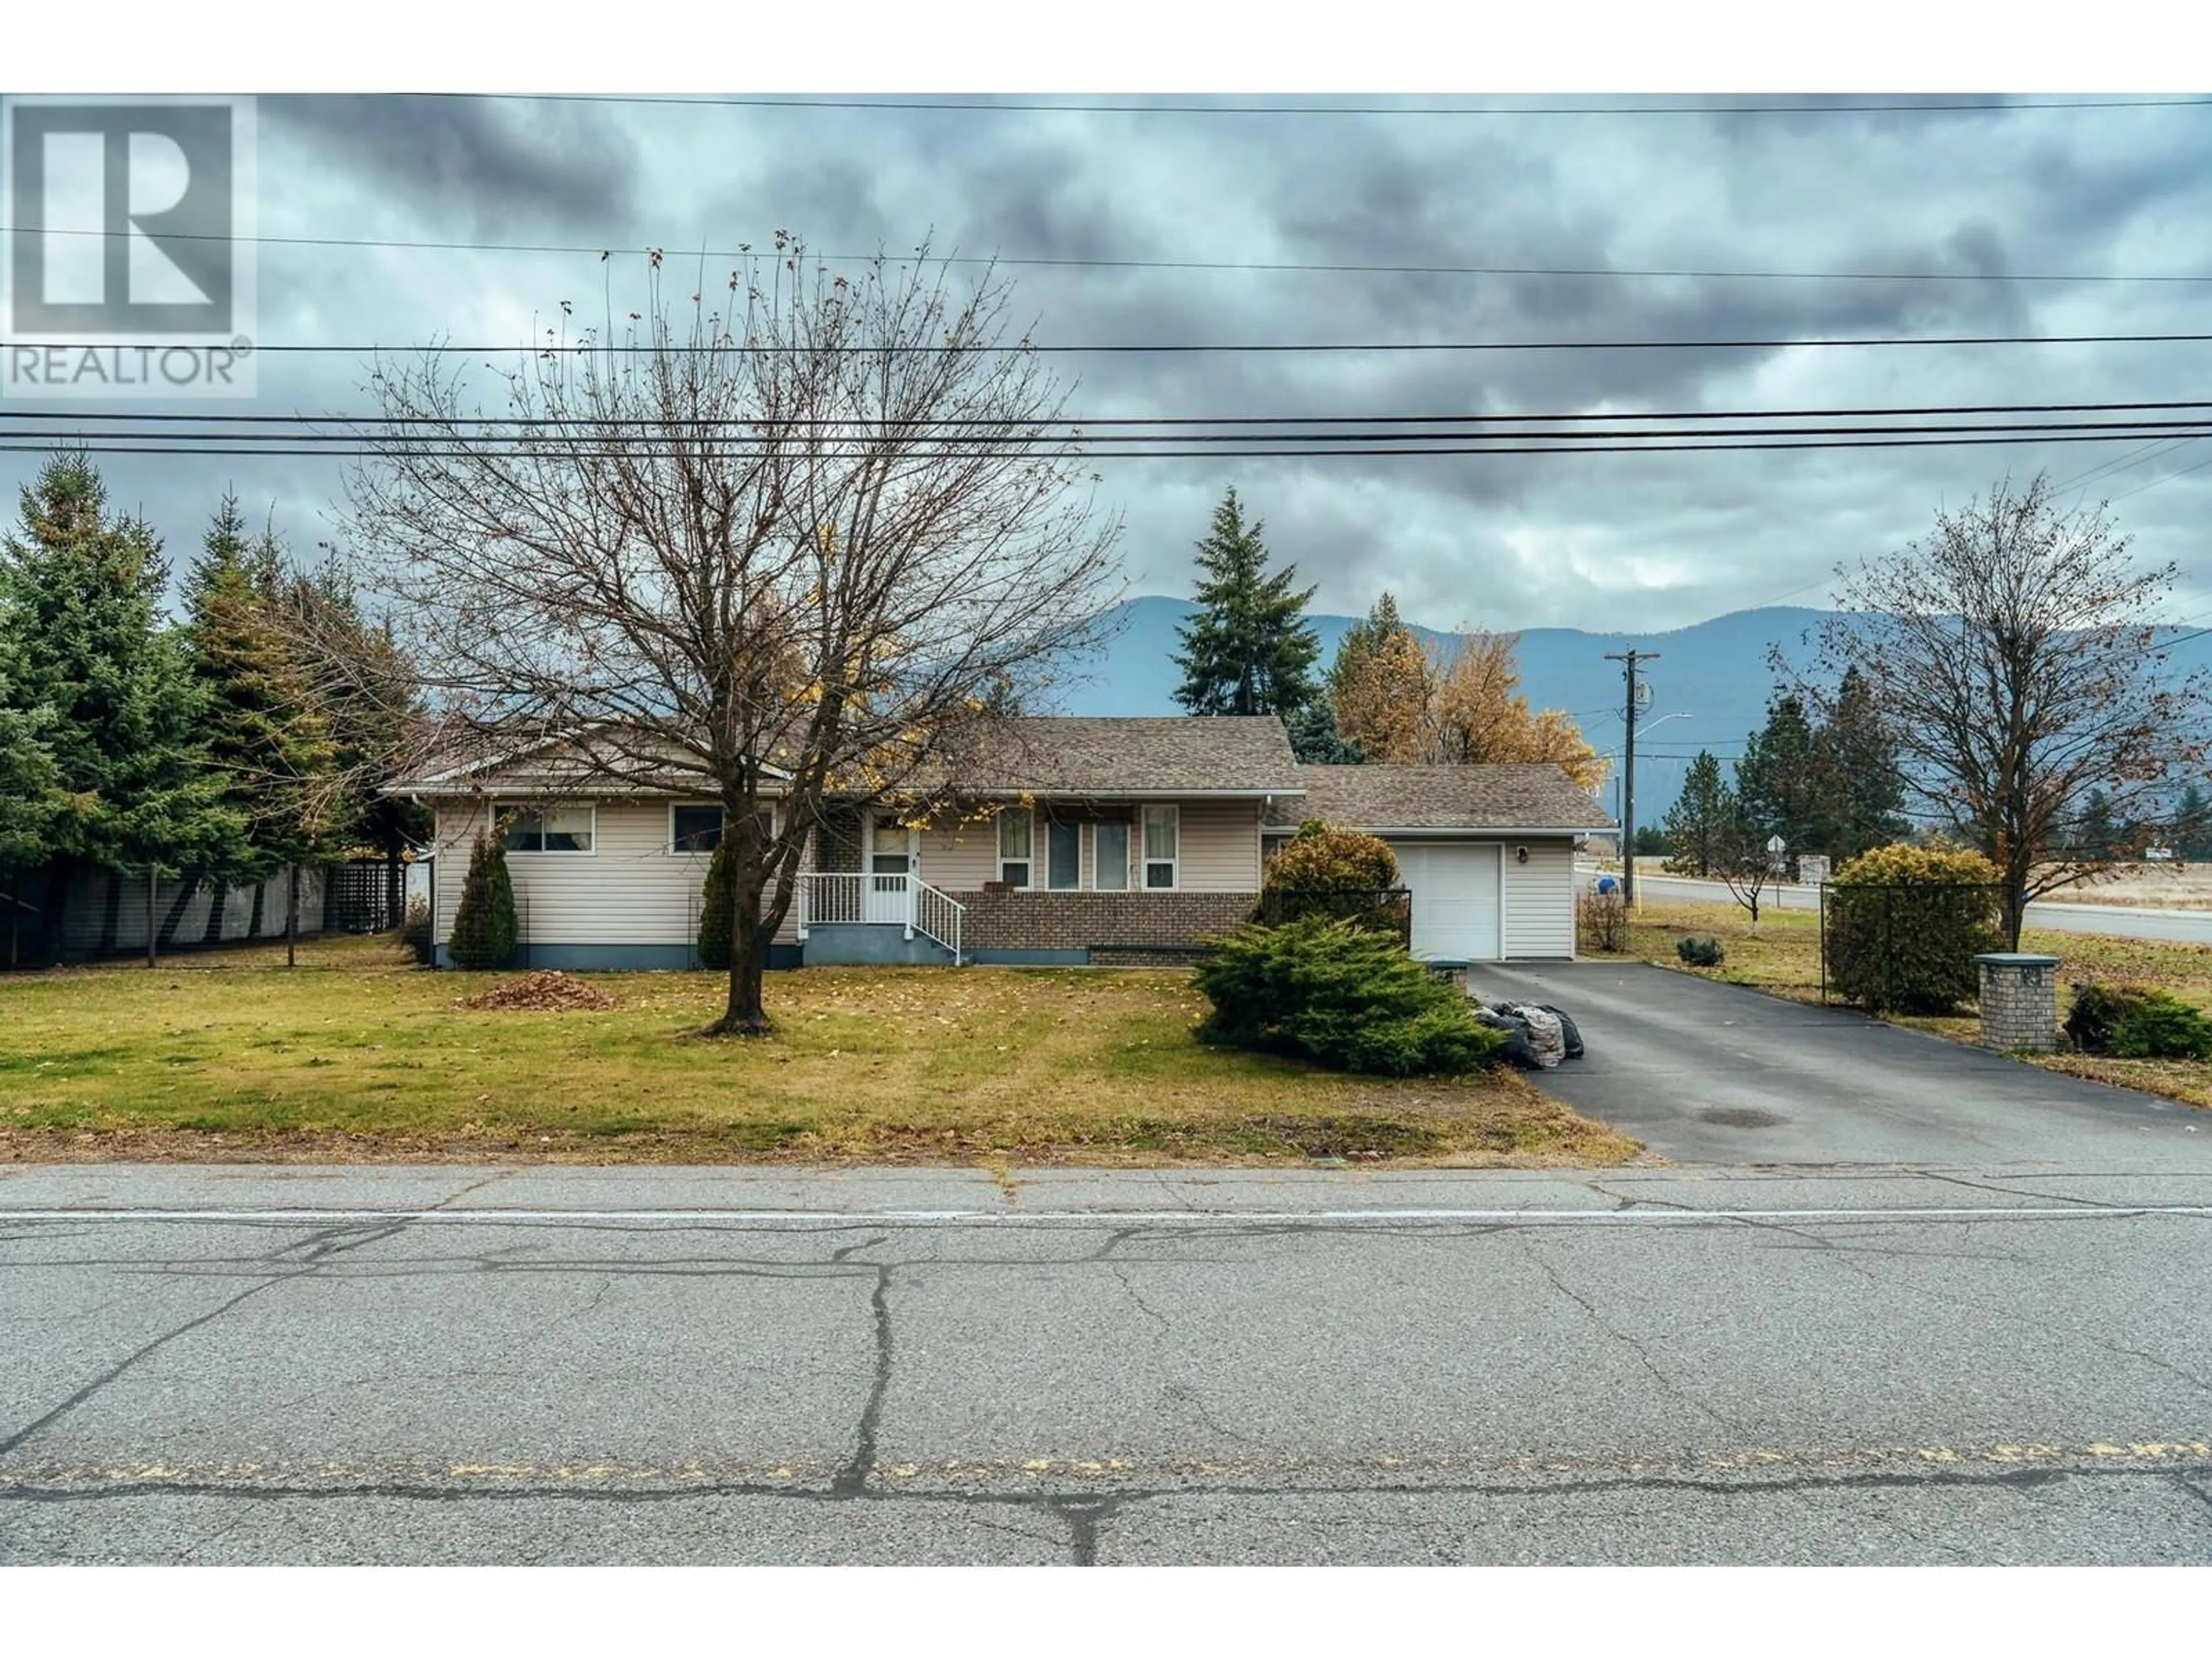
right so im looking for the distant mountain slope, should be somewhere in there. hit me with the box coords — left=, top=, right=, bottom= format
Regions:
left=1046, top=597, right=2212, bottom=832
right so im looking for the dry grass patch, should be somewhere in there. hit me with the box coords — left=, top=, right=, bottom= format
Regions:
left=0, top=952, right=1635, bottom=1166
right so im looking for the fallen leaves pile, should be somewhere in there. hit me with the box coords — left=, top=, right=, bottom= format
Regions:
left=457, top=970, right=619, bottom=1013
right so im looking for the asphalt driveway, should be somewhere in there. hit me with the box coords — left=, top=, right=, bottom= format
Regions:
left=1463, top=960, right=2212, bottom=1165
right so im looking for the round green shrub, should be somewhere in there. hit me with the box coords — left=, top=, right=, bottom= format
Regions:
left=1827, top=844, right=2004, bottom=1013
left=1676, top=935, right=1725, bottom=967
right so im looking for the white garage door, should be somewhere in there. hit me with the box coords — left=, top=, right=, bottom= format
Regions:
left=1392, top=842, right=1502, bottom=962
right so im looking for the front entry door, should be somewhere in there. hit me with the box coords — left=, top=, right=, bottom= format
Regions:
left=864, top=814, right=918, bottom=925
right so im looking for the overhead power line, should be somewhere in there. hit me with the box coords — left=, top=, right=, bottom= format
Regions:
left=13, top=331, right=2212, bottom=355
left=11, top=222, right=2208, bottom=286
left=10, top=430, right=2210, bottom=462
left=5, top=398, right=2206, bottom=430
left=428, top=93, right=2212, bottom=118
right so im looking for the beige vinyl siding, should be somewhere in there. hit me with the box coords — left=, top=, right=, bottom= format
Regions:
left=917, top=799, right=1262, bottom=894
left=916, top=817, right=1000, bottom=889
left=1500, top=837, right=1576, bottom=958
left=431, top=800, right=805, bottom=948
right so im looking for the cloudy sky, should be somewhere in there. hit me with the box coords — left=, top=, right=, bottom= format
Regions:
left=9, top=92, right=2212, bottom=635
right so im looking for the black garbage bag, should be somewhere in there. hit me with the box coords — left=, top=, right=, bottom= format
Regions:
left=1471, top=1006, right=1538, bottom=1068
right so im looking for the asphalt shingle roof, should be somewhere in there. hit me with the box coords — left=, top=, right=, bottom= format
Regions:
left=922, top=715, right=1303, bottom=794
left=1264, top=763, right=1615, bottom=832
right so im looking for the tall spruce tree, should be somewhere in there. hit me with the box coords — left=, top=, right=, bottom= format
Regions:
left=2171, top=783, right=2212, bottom=861
left=0, top=456, right=234, bottom=958
left=1736, top=692, right=1827, bottom=854
left=0, top=637, right=63, bottom=915
left=1171, top=488, right=1323, bottom=717
left=185, top=497, right=338, bottom=879
left=1661, top=751, right=1736, bottom=877
left=1816, top=664, right=1907, bottom=859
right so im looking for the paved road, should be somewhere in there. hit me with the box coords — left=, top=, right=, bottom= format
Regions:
left=6, top=1162, right=2212, bottom=1565
left=1464, top=960, right=2208, bottom=1164
left=1609, top=868, right=2212, bottom=944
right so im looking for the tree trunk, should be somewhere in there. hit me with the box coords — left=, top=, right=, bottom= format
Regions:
left=247, top=878, right=266, bottom=940
left=704, top=881, right=772, bottom=1036
left=146, top=865, right=157, bottom=969
left=386, top=850, right=403, bottom=933
left=202, top=878, right=228, bottom=945
left=286, top=863, right=300, bottom=969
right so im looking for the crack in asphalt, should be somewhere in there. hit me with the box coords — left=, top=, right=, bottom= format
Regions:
left=0, top=1218, right=406, bottom=1459
left=830, top=1265, right=894, bottom=1499
left=1516, top=1234, right=1747, bottom=1437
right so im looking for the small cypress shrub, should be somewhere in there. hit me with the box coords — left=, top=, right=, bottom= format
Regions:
left=2065, top=982, right=2212, bottom=1059
left=1676, top=935, right=1725, bottom=967
left=696, top=835, right=737, bottom=971
left=1194, top=916, right=1505, bottom=1076
left=447, top=828, right=518, bottom=968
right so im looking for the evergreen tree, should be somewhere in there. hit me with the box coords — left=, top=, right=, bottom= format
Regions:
left=1816, top=664, right=1907, bottom=859
left=2072, top=788, right=2118, bottom=861
left=447, top=827, right=518, bottom=968
left=1661, top=751, right=1734, bottom=877
left=1171, top=487, right=1323, bottom=717
left=184, top=495, right=337, bottom=879
left=0, top=456, right=234, bottom=956
left=1736, top=691, right=1827, bottom=853
left=2172, top=783, right=2212, bottom=861
left=0, top=641, right=62, bottom=885
left=696, top=834, right=737, bottom=970
left=1283, top=700, right=1363, bottom=764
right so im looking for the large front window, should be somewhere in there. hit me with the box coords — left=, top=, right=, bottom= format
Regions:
left=1094, top=821, right=1130, bottom=891
left=500, top=802, right=594, bottom=854
left=998, top=807, right=1033, bottom=888
left=1142, top=805, right=1179, bottom=890
left=1047, top=821, right=1080, bottom=891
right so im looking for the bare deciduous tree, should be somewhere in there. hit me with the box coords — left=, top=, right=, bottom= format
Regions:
left=346, top=239, right=1123, bottom=1033
left=1801, top=472, right=2206, bottom=946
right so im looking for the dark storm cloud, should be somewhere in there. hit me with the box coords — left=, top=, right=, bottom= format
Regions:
left=7, top=93, right=2211, bottom=638
left=264, top=95, right=640, bottom=238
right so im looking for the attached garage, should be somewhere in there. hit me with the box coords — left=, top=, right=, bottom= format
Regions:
left=1265, top=764, right=1614, bottom=962
left=1391, top=842, right=1501, bottom=961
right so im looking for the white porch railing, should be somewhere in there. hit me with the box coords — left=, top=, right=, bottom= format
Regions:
left=795, top=872, right=964, bottom=964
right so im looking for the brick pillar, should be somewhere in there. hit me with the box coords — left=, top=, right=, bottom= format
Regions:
left=1973, top=953, right=2060, bottom=1052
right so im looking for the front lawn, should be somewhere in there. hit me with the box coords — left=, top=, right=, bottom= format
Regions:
left=1604, top=896, right=2212, bottom=1108
left=0, top=938, right=1635, bottom=1166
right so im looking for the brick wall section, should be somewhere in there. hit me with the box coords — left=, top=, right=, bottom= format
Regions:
left=1975, top=955, right=2059, bottom=1051
left=960, top=888, right=1254, bottom=951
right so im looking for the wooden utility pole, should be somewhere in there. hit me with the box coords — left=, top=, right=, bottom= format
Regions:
left=1605, top=649, right=1660, bottom=906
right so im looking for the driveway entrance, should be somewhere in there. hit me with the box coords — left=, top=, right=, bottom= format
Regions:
left=1464, top=960, right=2211, bottom=1165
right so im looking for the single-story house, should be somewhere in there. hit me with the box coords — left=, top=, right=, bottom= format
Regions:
left=397, top=715, right=1612, bottom=969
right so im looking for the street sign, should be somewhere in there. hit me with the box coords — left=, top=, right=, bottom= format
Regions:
left=1766, top=834, right=1786, bottom=854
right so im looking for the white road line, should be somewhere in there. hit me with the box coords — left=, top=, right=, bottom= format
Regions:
left=1, top=1205, right=2209, bottom=1226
